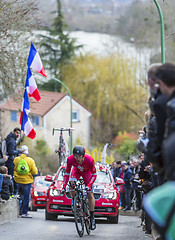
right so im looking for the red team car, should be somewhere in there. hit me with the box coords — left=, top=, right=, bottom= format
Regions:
left=30, top=176, right=52, bottom=211
left=45, top=164, right=124, bottom=223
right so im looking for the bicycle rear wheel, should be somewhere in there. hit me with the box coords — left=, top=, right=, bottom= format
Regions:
left=74, top=195, right=84, bottom=237
left=84, top=201, right=91, bottom=235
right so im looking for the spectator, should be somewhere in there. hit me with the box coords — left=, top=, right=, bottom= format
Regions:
left=139, top=153, right=145, bottom=163
left=110, top=161, right=117, bottom=180
left=139, top=164, right=153, bottom=234
left=6, top=128, right=24, bottom=179
left=146, top=64, right=168, bottom=180
left=115, top=161, right=122, bottom=178
left=129, top=158, right=134, bottom=169
left=154, top=62, right=175, bottom=180
left=130, top=157, right=142, bottom=211
left=123, top=162, right=133, bottom=211
left=0, top=173, right=5, bottom=203
left=118, top=162, right=126, bottom=210
left=131, top=158, right=139, bottom=175
left=0, top=166, right=13, bottom=200
left=14, top=145, right=38, bottom=218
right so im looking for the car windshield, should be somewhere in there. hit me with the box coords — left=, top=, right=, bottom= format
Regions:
left=35, top=178, right=51, bottom=187
left=56, top=168, right=66, bottom=181
left=95, top=170, right=112, bottom=184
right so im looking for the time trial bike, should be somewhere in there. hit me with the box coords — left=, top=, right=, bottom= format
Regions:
left=68, top=178, right=91, bottom=237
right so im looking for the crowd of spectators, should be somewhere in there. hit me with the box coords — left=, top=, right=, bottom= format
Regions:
left=134, top=63, right=175, bottom=239
left=111, top=156, right=148, bottom=213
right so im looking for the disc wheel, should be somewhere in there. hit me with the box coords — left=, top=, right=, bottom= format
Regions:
left=84, top=201, right=91, bottom=235
left=74, top=195, right=84, bottom=237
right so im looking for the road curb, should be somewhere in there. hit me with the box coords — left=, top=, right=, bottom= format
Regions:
left=0, top=199, right=19, bottom=224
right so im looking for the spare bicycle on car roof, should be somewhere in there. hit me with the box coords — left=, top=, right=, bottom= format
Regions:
left=52, top=127, right=74, bottom=166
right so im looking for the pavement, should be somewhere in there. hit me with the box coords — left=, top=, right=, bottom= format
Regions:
left=119, top=209, right=163, bottom=240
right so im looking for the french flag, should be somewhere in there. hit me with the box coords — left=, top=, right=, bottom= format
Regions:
left=25, top=68, right=41, bottom=101
left=27, top=42, right=47, bottom=78
left=20, top=89, right=36, bottom=139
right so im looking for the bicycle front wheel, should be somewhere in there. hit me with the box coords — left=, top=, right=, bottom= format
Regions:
left=74, top=195, right=84, bottom=237
left=84, top=201, right=91, bottom=235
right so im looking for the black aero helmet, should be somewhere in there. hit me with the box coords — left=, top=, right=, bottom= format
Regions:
left=73, top=145, right=85, bottom=156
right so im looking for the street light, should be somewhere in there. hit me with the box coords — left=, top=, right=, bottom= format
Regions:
left=153, top=0, right=165, bottom=63
left=52, top=77, right=73, bottom=154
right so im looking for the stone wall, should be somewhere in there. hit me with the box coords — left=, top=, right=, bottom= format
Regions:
left=0, top=199, right=19, bottom=224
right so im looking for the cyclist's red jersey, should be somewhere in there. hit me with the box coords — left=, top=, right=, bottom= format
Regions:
left=63, top=154, right=97, bottom=189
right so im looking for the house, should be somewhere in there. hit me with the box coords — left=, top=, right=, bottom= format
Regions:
left=0, top=90, right=92, bottom=151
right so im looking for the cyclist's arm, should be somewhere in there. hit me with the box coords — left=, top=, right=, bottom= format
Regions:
left=87, top=161, right=97, bottom=189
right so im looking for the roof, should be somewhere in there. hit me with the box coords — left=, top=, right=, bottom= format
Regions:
left=0, top=90, right=92, bottom=116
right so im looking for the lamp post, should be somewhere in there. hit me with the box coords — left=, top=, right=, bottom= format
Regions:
left=52, top=77, right=73, bottom=154
left=153, top=0, right=165, bottom=63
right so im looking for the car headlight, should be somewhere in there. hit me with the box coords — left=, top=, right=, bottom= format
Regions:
left=34, top=191, right=45, bottom=196
left=34, top=190, right=38, bottom=196
left=50, top=189, right=61, bottom=197
left=102, top=191, right=117, bottom=200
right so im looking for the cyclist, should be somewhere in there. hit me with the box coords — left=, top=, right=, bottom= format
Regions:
left=62, top=145, right=97, bottom=230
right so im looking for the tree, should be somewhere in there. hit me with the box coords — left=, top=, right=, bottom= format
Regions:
left=114, top=131, right=139, bottom=160
left=39, top=0, right=81, bottom=91
left=0, top=0, right=39, bottom=101
left=62, top=53, right=148, bottom=144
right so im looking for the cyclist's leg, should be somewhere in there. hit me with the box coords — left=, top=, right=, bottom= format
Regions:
left=82, top=171, right=96, bottom=230
left=69, top=167, right=80, bottom=202
left=87, top=191, right=95, bottom=211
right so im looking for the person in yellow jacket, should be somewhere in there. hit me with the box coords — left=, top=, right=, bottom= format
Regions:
left=14, top=145, right=38, bottom=218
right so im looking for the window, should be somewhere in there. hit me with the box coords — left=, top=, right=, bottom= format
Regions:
left=30, top=115, right=39, bottom=126
left=11, top=111, right=17, bottom=122
left=72, top=110, right=80, bottom=122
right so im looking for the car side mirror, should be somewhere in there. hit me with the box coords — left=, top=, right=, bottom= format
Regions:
left=45, top=175, right=53, bottom=182
left=115, top=177, right=125, bottom=185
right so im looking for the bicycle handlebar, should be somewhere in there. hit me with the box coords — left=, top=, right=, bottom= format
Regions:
left=52, top=127, right=74, bottom=136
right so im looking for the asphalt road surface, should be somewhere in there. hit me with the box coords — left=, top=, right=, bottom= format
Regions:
left=0, top=210, right=152, bottom=240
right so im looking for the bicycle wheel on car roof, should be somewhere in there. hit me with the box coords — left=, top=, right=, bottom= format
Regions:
left=84, top=201, right=91, bottom=235
left=74, top=195, right=84, bottom=237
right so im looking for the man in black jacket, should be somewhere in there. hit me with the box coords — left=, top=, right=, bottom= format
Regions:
left=154, top=62, right=175, bottom=181
left=123, top=163, right=133, bottom=211
left=5, top=128, right=23, bottom=179
left=146, top=64, right=168, bottom=182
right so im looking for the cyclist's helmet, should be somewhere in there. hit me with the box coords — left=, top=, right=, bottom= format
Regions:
left=73, top=145, right=85, bottom=157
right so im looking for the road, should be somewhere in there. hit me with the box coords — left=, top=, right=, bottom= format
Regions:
left=0, top=210, right=151, bottom=240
